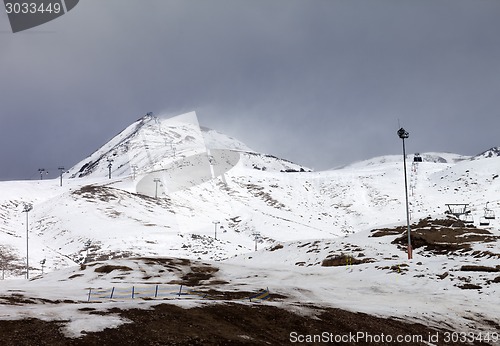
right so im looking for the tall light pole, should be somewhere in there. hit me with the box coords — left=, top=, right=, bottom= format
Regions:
left=212, top=221, right=220, bottom=240
left=132, top=165, right=138, bottom=180
left=153, top=178, right=161, bottom=198
left=22, top=203, right=33, bottom=279
left=397, top=127, right=412, bottom=260
left=40, top=259, right=46, bottom=275
left=58, top=167, right=65, bottom=187
left=38, top=168, right=47, bottom=180
left=107, top=159, right=113, bottom=179
left=84, top=239, right=92, bottom=263
left=253, top=232, right=260, bottom=251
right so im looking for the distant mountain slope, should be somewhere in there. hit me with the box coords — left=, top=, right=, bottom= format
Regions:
left=0, top=111, right=499, bottom=278
left=67, top=112, right=306, bottom=180
left=338, top=152, right=470, bottom=170
left=472, top=146, right=500, bottom=160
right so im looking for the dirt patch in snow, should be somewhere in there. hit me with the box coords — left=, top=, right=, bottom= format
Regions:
left=321, top=254, right=375, bottom=267
left=179, top=266, right=220, bottom=286
left=392, top=227, right=497, bottom=254
left=460, top=265, right=500, bottom=273
left=375, top=217, right=500, bottom=255
left=94, top=265, right=133, bottom=274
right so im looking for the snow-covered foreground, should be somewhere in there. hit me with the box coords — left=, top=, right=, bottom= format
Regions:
left=229, top=220, right=500, bottom=334
left=0, top=217, right=498, bottom=340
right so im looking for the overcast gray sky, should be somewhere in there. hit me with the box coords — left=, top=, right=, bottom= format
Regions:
left=1, top=0, right=500, bottom=180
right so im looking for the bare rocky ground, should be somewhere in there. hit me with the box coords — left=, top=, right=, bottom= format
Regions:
left=0, top=302, right=492, bottom=346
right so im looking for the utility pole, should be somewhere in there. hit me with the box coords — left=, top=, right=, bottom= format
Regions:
left=38, top=168, right=47, bottom=180
left=253, top=232, right=260, bottom=251
left=40, top=259, right=46, bottom=275
left=132, top=165, right=138, bottom=180
left=84, top=239, right=92, bottom=263
left=22, top=203, right=33, bottom=279
left=153, top=178, right=161, bottom=198
left=58, top=167, right=65, bottom=187
left=212, top=221, right=220, bottom=240
left=397, top=127, right=412, bottom=260
left=107, top=159, right=113, bottom=179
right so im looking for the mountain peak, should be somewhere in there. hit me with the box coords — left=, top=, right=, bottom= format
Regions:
left=473, top=147, right=500, bottom=160
left=66, top=112, right=255, bottom=179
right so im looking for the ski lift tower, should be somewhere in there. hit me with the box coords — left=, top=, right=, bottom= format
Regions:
left=445, top=203, right=474, bottom=224
left=107, top=159, right=113, bottom=179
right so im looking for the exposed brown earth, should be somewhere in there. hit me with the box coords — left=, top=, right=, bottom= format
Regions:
left=0, top=303, right=492, bottom=346
left=371, top=217, right=499, bottom=255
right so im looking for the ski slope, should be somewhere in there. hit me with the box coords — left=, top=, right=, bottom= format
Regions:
left=1, top=111, right=499, bottom=341
left=0, top=112, right=499, bottom=276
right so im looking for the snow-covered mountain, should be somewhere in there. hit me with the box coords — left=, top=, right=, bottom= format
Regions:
left=0, top=111, right=499, bottom=278
left=339, top=152, right=469, bottom=170
left=1, top=111, right=500, bottom=340
left=67, top=111, right=306, bottom=180
left=472, top=146, right=500, bottom=160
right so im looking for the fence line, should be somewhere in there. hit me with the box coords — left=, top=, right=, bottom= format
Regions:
left=86, top=284, right=270, bottom=303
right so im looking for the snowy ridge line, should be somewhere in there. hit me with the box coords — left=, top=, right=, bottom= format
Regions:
left=86, top=284, right=271, bottom=302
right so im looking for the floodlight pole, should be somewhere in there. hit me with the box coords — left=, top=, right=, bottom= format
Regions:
left=398, top=128, right=412, bottom=260
left=38, top=168, right=46, bottom=180
left=40, top=259, right=46, bottom=275
left=84, top=240, right=92, bottom=263
left=212, top=221, right=220, bottom=240
left=253, top=232, right=260, bottom=251
left=107, top=159, right=113, bottom=179
left=22, top=203, right=33, bottom=279
left=58, top=167, right=65, bottom=187
left=153, top=178, right=161, bottom=198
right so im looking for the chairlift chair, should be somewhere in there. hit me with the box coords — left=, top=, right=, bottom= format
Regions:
left=479, top=216, right=490, bottom=226
left=483, top=202, right=496, bottom=220
left=462, top=213, right=474, bottom=224
left=484, top=209, right=496, bottom=219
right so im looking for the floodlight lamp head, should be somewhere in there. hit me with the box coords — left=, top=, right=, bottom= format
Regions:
left=397, top=127, right=409, bottom=139
left=23, top=203, right=33, bottom=212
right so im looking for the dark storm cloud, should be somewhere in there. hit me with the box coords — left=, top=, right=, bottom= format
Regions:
left=1, top=0, right=500, bottom=180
